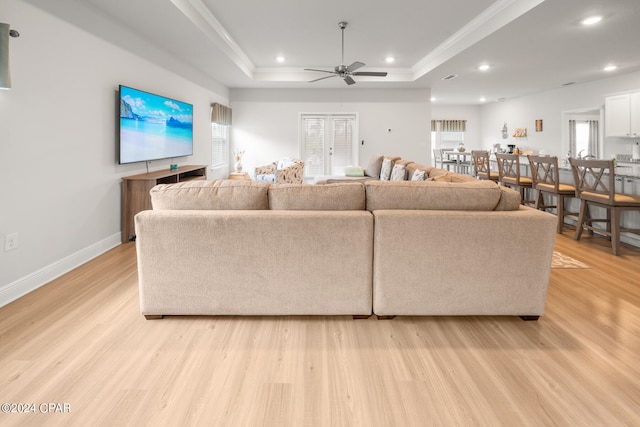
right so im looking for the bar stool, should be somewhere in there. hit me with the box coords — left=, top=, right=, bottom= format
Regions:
left=496, top=153, right=534, bottom=206
left=472, top=150, right=499, bottom=182
left=433, top=149, right=457, bottom=171
left=569, top=158, right=640, bottom=255
left=527, top=155, right=577, bottom=233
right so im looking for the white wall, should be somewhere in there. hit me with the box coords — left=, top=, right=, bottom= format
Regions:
left=0, top=1, right=228, bottom=305
left=479, top=71, right=640, bottom=157
left=229, top=88, right=431, bottom=177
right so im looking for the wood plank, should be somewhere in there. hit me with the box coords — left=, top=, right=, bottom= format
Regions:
left=0, top=233, right=639, bottom=425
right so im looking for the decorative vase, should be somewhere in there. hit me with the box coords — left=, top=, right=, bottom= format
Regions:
left=234, top=160, right=243, bottom=173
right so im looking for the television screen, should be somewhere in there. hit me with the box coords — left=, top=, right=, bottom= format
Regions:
left=119, top=85, right=193, bottom=164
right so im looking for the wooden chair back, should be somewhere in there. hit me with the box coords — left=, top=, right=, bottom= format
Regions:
left=528, top=155, right=560, bottom=191
left=568, top=158, right=615, bottom=205
left=495, top=153, right=523, bottom=182
left=471, top=150, right=490, bottom=179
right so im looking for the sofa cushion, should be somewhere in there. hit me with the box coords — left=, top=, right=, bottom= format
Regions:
left=494, top=186, right=522, bottom=211
left=429, top=172, right=477, bottom=183
left=365, top=155, right=384, bottom=178
left=269, top=183, right=366, bottom=210
left=150, top=180, right=269, bottom=210
left=390, top=164, right=407, bottom=181
left=365, top=180, right=504, bottom=211
left=406, top=162, right=438, bottom=179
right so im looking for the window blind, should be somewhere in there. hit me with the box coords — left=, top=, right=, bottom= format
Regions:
left=211, top=122, right=228, bottom=168
left=331, top=117, right=353, bottom=175
left=302, top=117, right=325, bottom=177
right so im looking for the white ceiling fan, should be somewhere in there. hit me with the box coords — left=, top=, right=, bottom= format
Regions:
left=305, top=21, right=388, bottom=85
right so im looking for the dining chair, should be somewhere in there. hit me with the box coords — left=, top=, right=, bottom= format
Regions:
left=472, top=150, right=499, bottom=182
left=568, top=158, right=640, bottom=255
left=433, top=149, right=457, bottom=171
left=449, top=150, right=473, bottom=175
left=527, top=155, right=577, bottom=233
left=496, top=153, right=534, bottom=206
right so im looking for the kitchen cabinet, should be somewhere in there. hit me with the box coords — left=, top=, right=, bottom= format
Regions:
left=605, top=93, right=640, bottom=137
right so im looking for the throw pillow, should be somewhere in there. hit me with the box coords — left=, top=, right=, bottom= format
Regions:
left=365, top=155, right=384, bottom=178
left=411, top=169, right=426, bottom=181
left=277, top=157, right=296, bottom=169
left=380, top=158, right=393, bottom=181
left=345, top=166, right=365, bottom=177
left=390, top=164, right=406, bottom=181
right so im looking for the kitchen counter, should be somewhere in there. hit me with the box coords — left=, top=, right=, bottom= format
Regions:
left=615, top=162, right=640, bottom=178
left=557, top=162, right=640, bottom=178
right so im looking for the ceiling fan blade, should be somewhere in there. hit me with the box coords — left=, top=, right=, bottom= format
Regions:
left=347, top=61, right=365, bottom=72
left=352, top=71, right=388, bottom=77
left=343, top=75, right=356, bottom=85
left=309, top=75, right=337, bottom=83
left=305, top=68, right=336, bottom=74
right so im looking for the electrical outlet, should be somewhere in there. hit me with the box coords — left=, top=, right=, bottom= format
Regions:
left=5, top=232, right=18, bottom=251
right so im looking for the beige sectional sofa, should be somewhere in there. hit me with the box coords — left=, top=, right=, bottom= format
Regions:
left=135, top=163, right=557, bottom=320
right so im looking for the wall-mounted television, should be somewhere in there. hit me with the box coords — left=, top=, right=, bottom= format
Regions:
left=118, top=85, right=193, bottom=164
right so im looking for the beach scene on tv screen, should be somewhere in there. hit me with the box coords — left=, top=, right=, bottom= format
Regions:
left=120, top=86, right=193, bottom=163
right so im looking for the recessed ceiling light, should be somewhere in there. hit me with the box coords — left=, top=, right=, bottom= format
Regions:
left=604, top=64, right=617, bottom=72
left=276, top=56, right=285, bottom=63
left=385, top=56, right=395, bottom=64
left=582, top=16, right=602, bottom=26
left=479, top=97, right=487, bottom=103
left=430, top=97, right=436, bottom=102
left=478, top=64, right=490, bottom=71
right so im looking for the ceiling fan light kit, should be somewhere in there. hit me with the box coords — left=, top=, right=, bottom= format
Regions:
left=305, top=21, right=388, bottom=86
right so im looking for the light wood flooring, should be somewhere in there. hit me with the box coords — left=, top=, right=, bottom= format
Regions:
left=0, top=232, right=639, bottom=426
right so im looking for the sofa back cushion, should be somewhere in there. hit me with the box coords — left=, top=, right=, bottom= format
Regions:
left=269, top=183, right=366, bottom=210
left=365, top=180, right=507, bottom=211
left=406, top=162, right=439, bottom=179
left=365, top=155, right=384, bottom=178
left=150, top=180, right=269, bottom=210
left=494, top=186, right=522, bottom=211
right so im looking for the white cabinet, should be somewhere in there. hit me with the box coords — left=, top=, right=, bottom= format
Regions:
left=605, top=93, right=640, bottom=137
left=632, top=93, right=640, bottom=137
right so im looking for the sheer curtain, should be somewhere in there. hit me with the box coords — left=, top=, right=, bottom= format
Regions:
left=569, top=120, right=576, bottom=157
left=588, top=120, right=599, bottom=157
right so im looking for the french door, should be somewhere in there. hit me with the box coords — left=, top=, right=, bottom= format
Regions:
left=300, top=114, right=358, bottom=179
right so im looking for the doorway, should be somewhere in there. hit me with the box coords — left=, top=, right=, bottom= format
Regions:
left=300, top=114, right=358, bottom=179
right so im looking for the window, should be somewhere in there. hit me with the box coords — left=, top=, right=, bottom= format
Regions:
left=301, top=114, right=358, bottom=178
left=569, top=119, right=599, bottom=158
left=211, top=123, right=228, bottom=168
left=575, top=122, right=590, bottom=156
left=431, top=120, right=466, bottom=151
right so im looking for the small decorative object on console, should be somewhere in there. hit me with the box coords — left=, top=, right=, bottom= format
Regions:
left=233, top=150, right=245, bottom=173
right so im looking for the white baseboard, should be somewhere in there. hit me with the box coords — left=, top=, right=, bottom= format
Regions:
left=0, top=233, right=121, bottom=308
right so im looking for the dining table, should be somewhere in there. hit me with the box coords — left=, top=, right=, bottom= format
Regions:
left=443, top=150, right=473, bottom=175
